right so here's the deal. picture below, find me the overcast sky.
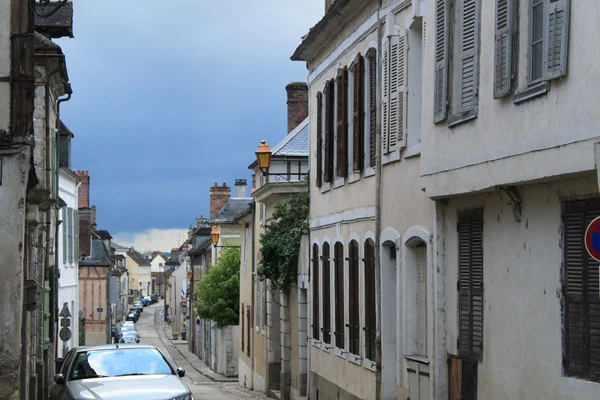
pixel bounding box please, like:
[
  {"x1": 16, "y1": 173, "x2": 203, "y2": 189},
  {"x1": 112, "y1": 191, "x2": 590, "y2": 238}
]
[{"x1": 56, "y1": 1, "x2": 322, "y2": 251}]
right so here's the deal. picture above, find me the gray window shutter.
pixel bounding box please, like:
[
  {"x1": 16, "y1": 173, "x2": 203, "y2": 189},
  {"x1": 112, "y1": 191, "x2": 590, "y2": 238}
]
[
  {"x1": 74, "y1": 210, "x2": 79, "y2": 261},
  {"x1": 388, "y1": 32, "x2": 407, "y2": 153},
  {"x1": 545, "y1": 0, "x2": 570, "y2": 80},
  {"x1": 316, "y1": 92, "x2": 323, "y2": 187},
  {"x1": 382, "y1": 39, "x2": 389, "y2": 154},
  {"x1": 433, "y1": 0, "x2": 449, "y2": 123},
  {"x1": 459, "y1": 0, "x2": 480, "y2": 113},
  {"x1": 494, "y1": 0, "x2": 513, "y2": 98},
  {"x1": 68, "y1": 208, "x2": 73, "y2": 263}
]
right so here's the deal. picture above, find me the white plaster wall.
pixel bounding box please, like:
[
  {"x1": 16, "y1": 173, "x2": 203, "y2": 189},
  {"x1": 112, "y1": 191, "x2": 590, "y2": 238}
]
[
  {"x1": 420, "y1": 0, "x2": 600, "y2": 197},
  {"x1": 443, "y1": 176, "x2": 600, "y2": 399}
]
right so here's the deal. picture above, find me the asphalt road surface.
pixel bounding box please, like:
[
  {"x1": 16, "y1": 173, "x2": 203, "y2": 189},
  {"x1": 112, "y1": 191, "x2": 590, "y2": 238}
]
[{"x1": 134, "y1": 301, "x2": 266, "y2": 400}]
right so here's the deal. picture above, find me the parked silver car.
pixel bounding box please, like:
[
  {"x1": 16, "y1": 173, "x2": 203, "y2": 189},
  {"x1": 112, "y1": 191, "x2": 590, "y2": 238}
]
[{"x1": 50, "y1": 344, "x2": 193, "y2": 400}]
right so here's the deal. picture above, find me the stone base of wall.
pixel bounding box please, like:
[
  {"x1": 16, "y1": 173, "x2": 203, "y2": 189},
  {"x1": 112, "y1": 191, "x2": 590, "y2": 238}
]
[
  {"x1": 267, "y1": 361, "x2": 281, "y2": 393},
  {"x1": 309, "y1": 371, "x2": 362, "y2": 400},
  {"x1": 85, "y1": 332, "x2": 106, "y2": 346}
]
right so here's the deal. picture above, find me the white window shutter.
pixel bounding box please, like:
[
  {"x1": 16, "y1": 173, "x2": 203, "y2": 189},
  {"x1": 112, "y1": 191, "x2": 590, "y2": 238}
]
[
  {"x1": 433, "y1": 0, "x2": 449, "y2": 123},
  {"x1": 545, "y1": 0, "x2": 570, "y2": 80},
  {"x1": 493, "y1": 0, "x2": 512, "y2": 98},
  {"x1": 382, "y1": 38, "x2": 389, "y2": 154},
  {"x1": 459, "y1": 0, "x2": 480, "y2": 112},
  {"x1": 388, "y1": 32, "x2": 407, "y2": 152}
]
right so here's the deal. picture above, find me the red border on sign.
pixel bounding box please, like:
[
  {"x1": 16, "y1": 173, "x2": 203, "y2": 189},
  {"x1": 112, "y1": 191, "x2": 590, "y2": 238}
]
[{"x1": 584, "y1": 216, "x2": 600, "y2": 262}]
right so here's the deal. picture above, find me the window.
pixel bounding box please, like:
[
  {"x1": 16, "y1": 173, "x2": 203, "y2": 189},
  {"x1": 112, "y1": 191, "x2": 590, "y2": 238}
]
[
  {"x1": 382, "y1": 32, "x2": 407, "y2": 153},
  {"x1": 529, "y1": 0, "x2": 570, "y2": 84},
  {"x1": 241, "y1": 302, "x2": 245, "y2": 352},
  {"x1": 324, "y1": 80, "x2": 335, "y2": 183},
  {"x1": 434, "y1": 0, "x2": 481, "y2": 124},
  {"x1": 364, "y1": 239, "x2": 376, "y2": 361},
  {"x1": 494, "y1": 0, "x2": 514, "y2": 97},
  {"x1": 458, "y1": 209, "x2": 484, "y2": 361},
  {"x1": 416, "y1": 245, "x2": 427, "y2": 356},
  {"x1": 322, "y1": 243, "x2": 331, "y2": 344},
  {"x1": 247, "y1": 305, "x2": 251, "y2": 356},
  {"x1": 312, "y1": 244, "x2": 320, "y2": 340},
  {"x1": 563, "y1": 199, "x2": 600, "y2": 382},
  {"x1": 348, "y1": 240, "x2": 360, "y2": 355},
  {"x1": 352, "y1": 54, "x2": 364, "y2": 171},
  {"x1": 334, "y1": 242, "x2": 345, "y2": 349},
  {"x1": 336, "y1": 67, "x2": 348, "y2": 178},
  {"x1": 316, "y1": 92, "x2": 323, "y2": 188},
  {"x1": 366, "y1": 49, "x2": 377, "y2": 168}
]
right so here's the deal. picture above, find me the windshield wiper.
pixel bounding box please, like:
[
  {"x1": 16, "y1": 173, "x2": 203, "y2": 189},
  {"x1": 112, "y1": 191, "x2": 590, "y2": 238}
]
[
  {"x1": 71, "y1": 375, "x2": 108, "y2": 380},
  {"x1": 115, "y1": 373, "x2": 147, "y2": 377}
]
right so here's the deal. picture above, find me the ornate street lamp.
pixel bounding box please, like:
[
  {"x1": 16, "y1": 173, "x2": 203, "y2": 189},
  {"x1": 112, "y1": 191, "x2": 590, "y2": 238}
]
[
  {"x1": 210, "y1": 226, "x2": 240, "y2": 249},
  {"x1": 255, "y1": 140, "x2": 272, "y2": 176}
]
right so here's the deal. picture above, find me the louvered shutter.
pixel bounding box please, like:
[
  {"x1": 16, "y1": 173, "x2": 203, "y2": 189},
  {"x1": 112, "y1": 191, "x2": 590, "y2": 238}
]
[
  {"x1": 316, "y1": 92, "x2": 323, "y2": 187},
  {"x1": 68, "y1": 208, "x2": 73, "y2": 263},
  {"x1": 324, "y1": 80, "x2": 334, "y2": 183},
  {"x1": 381, "y1": 39, "x2": 389, "y2": 154},
  {"x1": 433, "y1": 0, "x2": 449, "y2": 123},
  {"x1": 545, "y1": 0, "x2": 570, "y2": 80},
  {"x1": 459, "y1": 0, "x2": 480, "y2": 113},
  {"x1": 389, "y1": 32, "x2": 407, "y2": 151},
  {"x1": 458, "y1": 209, "x2": 484, "y2": 361},
  {"x1": 336, "y1": 68, "x2": 348, "y2": 177},
  {"x1": 312, "y1": 244, "x2": 320, "y2": 340},
  {"x1": 368, "y1": 53, "x2": 377, "y2": 167},
  {"x1": 494, "y1": 0, "x2": 512, "y2": 98},
  {"x1": 563, "y1": 199, "x2": 600, "y2": 380},
  {"x1": 74, "y1": 209, "x2": 79, "y2": 261},
  {"x1": 62, "y1": 208, "x2": 67, "y2": 263},
  {"x1": 352, "y1": 54, "x2": 364, "y2": 171},
  {"x1": 322, "y1": 243, "x2": 331, "y2": 344}
]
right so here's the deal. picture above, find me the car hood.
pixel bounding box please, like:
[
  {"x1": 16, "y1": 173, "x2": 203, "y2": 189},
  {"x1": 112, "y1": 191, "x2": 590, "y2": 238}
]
[{"x1": 67, "y1": 374, "x2": 189, "y2": 400}]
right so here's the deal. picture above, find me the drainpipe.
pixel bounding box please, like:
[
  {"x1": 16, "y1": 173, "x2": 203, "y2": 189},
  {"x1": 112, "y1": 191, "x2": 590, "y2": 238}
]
[
  {"x1": 53, "y1": 85, "x2": 71, "y2": 364},
  {"x1": 250, "y1": 199, "x2": 256, "y2": 388},
  {"x1": 374, "y1": 0, "x2": 383, "y2": 399}
]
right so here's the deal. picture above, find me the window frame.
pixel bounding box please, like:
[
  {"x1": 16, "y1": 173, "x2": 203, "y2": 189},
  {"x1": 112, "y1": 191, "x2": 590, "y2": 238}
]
[{"x1": 529, "y1": 0, "x2": 545, "y2": 84}]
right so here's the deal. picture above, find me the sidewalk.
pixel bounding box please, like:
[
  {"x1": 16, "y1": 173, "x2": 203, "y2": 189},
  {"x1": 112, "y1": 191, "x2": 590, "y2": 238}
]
[{"x1": 159, "y1": 316, "x2": 238, "y2": 383}]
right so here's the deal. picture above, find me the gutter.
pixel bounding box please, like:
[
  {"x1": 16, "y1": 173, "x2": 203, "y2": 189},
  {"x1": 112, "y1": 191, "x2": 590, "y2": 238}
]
[{"x1": 374, "y1": 1, "x2": 383, "y2": 399}]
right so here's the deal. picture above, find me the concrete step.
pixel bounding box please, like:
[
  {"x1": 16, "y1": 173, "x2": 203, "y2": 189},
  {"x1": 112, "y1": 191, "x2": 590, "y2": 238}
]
[{"x1": 269, "y1": 389, "x2": 281, "y2": 399}]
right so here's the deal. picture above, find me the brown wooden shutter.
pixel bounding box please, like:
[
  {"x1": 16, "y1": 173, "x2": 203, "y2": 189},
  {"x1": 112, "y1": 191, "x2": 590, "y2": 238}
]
[
  {"x1": 368, "y1": 52, "x2": 377, "y2": 168},
  {"x1": 348, "y1": 240, "x2": 360, "y2": 355},
  {"x1": 312, "y1": 244, "x2": 320, "y2": 341},
  {"x1": 458, "y1": 209, "x2": 484, "y2": 361},
  {"x1": 322, "y1": 243, "x2": 331, "y2": 344},
  {"x1": 324, "y1": 81, "x2": 334, "y2": 183},
  {"x1": 364, "y1": 239, "x2": 376, "y2": 361},
  {"x1": 316, "y1": 92, "x2": 323, "y2": 187},
  {"x1": 336, "y1": 68, "x2": 348, "y2": 177},
  {"x1": 563, "y1": 199, "x2": 600, "y2": 380},
  {"x1": 352, "y1": 54, "x2": 364, "y2": 171},
  {"x1": 246, "y1": 306, "x2": 251, "y2": 356},
  {"x1": 334, "y1": 242, "x2": 345, "y2": 349}
]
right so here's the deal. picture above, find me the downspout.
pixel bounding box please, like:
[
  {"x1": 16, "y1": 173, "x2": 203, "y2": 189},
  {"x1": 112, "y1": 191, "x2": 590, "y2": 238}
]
[
  {"x1": 53, "y1": 85, "x2": 71, "y2": 364},
  {"x1": 374, "y1": 1, "x2": 383, "y2": 399},
  {"x1": 250, "y1": 200, "x2": 256, "y2": 388}
]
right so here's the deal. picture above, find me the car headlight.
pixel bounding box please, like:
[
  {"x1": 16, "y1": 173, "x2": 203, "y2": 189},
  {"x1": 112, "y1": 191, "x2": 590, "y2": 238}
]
[{"x1": 171, "y1": 395, "x2": 193, "y2": 400}]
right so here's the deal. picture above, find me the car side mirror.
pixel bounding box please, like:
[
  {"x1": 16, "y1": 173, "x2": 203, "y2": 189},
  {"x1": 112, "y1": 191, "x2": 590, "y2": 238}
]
[
  {"x1": 55, "y1": 358, "x2": 64, "y2": 372},
  {"x1": 176, "y1": 368, "x2": 185, "y2": 377},
  {"x1": 54, "y1": 374, "x2": 66, "y2": 384}
]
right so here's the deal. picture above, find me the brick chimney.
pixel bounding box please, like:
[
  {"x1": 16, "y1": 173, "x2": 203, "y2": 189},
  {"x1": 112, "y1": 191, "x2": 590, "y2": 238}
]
[
  {"x1": 286, "y1": 82, "x2": 308, "y2": 134},
  {"x1": 78, "y1": 208, "x2": 92, "y2": 258},
  {"x1": 76, "y1": 170, "x2": 90, "y2": 208},
  {"x1": 210, "y1": 182, "x2": 231, "y2": 219},
  {"x1": 234, "y1": 179, "x2": 247, "y2": 198}
]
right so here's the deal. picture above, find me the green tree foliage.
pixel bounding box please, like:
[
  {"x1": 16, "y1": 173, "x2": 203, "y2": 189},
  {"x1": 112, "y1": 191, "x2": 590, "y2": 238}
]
[
  {"x1": 257, "y1": 192, "x2": 309, "y2": 292},
  {"x1": 193, "y1": 245, "x2": 240, "y2": 328}
]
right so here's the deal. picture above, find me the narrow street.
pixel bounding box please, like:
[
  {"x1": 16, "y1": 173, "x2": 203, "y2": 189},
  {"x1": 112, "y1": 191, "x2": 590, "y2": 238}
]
[{"x1": 135, "y1": 301, "x2": 266, "y2": 400}]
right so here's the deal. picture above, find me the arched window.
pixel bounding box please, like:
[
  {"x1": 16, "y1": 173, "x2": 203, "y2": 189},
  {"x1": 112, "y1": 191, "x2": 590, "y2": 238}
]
[
  {"x1": 322, "y1": 243, "x2": 331, "y2": 344},
  {"x1": 312, "y1": 243, "x2": 320, "y2": 340},
  {"x1": 348, "y1": 240, "x2": 360, "y2": 355},
  {"x1": 334, "y1": 242, "x2": 345, "y2": 349},
  {"x1": 364, "y1": 238, "x2": 376, "y2": 361}
]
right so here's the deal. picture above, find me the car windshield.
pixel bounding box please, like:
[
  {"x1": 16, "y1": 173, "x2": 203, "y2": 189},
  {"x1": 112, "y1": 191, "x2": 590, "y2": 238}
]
[
  {"x1": 69, "y1": 348, "x2": 173, "y2": 380},
  {"x1": 121, "y1": 327, "x2": 135, "y2": 332}
]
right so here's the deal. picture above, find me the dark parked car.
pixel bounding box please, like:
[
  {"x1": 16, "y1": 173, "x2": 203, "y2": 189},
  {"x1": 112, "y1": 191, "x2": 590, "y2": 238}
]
[
  {"x1": 125, "y1": 313, "x2": 137, "y2": 322},
  {"x1": 150, "y1": 294, "x2": 158, "y2": 303},
  {"x1": 129, "y1": 308, "x2": 141, "y2": 318},
  {"x1": 50, "y1": 344, "x2": 192, "y2": 400},
  {"x1": 140, "y1": 297, "x2": 150, "y2": 306}
]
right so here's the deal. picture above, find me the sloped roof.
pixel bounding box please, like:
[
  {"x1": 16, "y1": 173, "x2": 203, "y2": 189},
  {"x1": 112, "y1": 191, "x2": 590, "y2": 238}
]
[
  {"x1": 33, "y1": 32, "x2": 62, "y2": 51},
  {"x1": 34, "y1": 1, "x2": 74, "y2": 38},
  {"x1": 271, "y1": 118, "x2": 309, "y2": 157},
  {"x1": 79, "y1": 239, "x2": 111, "y2": 267},
  {"x1": 95, "y1": 230, "x2": 113, "y2": 240},
  {"x1": 111, "y1": 242, "x2": 129, "y2": 251},
  {"x1": 188, "y1": 236, "x2": 212, "y2": 256},
  {"x1": 211, "y1": 198, "x2": 253, "y2": 224},
  {"x1": 127, "y1": 249, "x2": 151, "y2": 266}
]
